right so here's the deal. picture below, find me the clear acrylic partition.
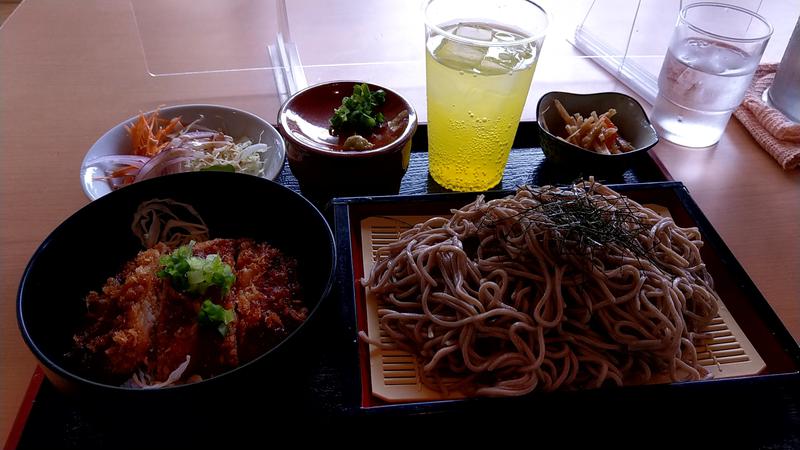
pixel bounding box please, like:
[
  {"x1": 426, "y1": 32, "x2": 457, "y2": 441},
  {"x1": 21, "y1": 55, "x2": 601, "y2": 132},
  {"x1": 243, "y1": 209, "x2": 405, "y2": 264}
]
[
  {"x1": 573, "y1": 0, "x2": 797, "y2": 105},
  {"x1": 277, "y1": 0, "x2": 626, "y2": 121},
  {"x1": 130, "y1": 0, "x2": 612, "y2": 121},
  {"x1": 132, "y1": 0, "x2": 280, "y2": 75},
  {"x1": 130, "y1": 0, "x2": 303, "y2": 104},
  {"x1": 131, "y1": 0, "x2": 422, "y2": 102},
  {"x1": 130, "y1": 0, "x2": 798, "y2": 120}
]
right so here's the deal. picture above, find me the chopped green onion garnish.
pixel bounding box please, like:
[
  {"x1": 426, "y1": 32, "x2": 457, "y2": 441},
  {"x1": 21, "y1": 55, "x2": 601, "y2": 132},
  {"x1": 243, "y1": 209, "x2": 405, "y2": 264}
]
[
  {"x1": 330, "y1": 83, "x2": 386, "y2": 135},
  {"x1": 158, "y1": 242, "x2": 235, "y2": 296},
  {"x1": 198, "y1": 299, "x2": 235, "y2": 336}
]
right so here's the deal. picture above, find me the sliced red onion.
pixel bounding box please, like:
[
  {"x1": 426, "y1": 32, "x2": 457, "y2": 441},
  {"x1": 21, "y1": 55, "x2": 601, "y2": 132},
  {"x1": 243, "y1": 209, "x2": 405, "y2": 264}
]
[
  {"x1": 135, "y1": 157, "x2": 194, "y2": 182},
  {"x1": 195, "y1": 140, "x2": 233, "y2": 146},
  {"x1": 124, "y1": 355, "x2": 191, "y2": 389},
  {"x1": 179, "y1": 131, "x2": 217, "y2": 140},
  {"x1": 84, "y1": 154, "x2": 150, "y2": 168},
  {"x1": 134, "y1": 148, "x2": 197, "y2": 183},
  {"x1": 187, "y1": 141, "x2": 219, "y2": 151},
  {"x1": 184, "y1": 121, "x2": 215, "y2": 133},
  {"x1": 110, "y1": 176, "x2": 134, "y2": 189},
  {"x1": 165, "y1": 137, "x2": 184, "y2": 150}
]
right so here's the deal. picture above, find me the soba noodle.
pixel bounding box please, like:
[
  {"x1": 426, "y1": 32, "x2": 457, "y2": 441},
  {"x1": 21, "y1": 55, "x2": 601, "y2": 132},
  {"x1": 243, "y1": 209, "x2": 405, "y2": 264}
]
[
  {"x1": 362, "y1": 181, "x2": 720, "y2": 397},
  {"x1": 131, "y1": 198, "x2": 209, "y2": 248}
]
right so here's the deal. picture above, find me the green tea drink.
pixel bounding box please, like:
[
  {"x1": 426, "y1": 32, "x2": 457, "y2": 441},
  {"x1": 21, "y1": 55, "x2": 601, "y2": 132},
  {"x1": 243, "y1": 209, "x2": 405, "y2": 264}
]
[{"x1": 426, "y1": 22, "x2": 541, "y2": 191}]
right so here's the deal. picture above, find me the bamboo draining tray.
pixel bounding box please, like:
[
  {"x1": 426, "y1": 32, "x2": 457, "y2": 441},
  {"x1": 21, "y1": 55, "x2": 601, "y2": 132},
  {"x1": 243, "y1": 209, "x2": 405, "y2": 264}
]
[{"x1": 360, "y1": 214, "x2": 765, "y2": 403}]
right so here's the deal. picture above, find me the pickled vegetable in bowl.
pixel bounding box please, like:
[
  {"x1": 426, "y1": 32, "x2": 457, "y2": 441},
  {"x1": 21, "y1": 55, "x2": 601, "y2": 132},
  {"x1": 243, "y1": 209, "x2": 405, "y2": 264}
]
[
  {"x1": 277, "y1": 81, "x2": 418, "y2": 200},
  {"x1": 283, "y1": 82, "x2": 411, "y2": 153},
  {"x1": 328, "y1": 83, "x2": 410, "y2": 151},
  {"x1": 536, "y1": 91, "x2": 659, "y2": 169}
]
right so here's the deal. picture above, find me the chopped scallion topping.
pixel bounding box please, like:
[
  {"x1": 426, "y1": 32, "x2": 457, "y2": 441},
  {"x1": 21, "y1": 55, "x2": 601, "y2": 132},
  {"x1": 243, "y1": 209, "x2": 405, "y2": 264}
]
[
  {"x1": 158, "y1": 242, "x2": 235, "y2": 296},
  {"x1": 329, "y1": 83, "x2": 386, "y2": 135},
  {"x1": 198, "y1": 299, "x2": 235, "y2": 336}
]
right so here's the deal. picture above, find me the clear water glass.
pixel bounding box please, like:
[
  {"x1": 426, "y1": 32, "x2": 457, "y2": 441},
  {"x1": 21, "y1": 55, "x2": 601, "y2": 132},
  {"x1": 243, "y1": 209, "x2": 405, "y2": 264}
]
[{"x1": 651, "y1": 2, "x2": 772, "y2": 148}]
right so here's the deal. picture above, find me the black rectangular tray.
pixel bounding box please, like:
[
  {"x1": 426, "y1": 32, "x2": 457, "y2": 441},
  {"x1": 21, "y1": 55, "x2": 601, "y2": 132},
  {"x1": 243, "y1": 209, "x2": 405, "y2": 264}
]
[
  {"x1": 11, "y1": 123, "x2": 798, "y2": 449},
  {"x1": 275, "y1": 121, "x2": 668, "y2": 200},
  {"x1": 331, "y1": 181, "x2": 800, "y2": 443}
]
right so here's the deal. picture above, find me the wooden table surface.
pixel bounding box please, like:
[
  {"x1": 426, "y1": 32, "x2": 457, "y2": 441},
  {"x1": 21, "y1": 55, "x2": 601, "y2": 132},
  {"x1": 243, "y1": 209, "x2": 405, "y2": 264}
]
[{"x1": 1, "y1": 0, "x2": 798, "y2": 444}]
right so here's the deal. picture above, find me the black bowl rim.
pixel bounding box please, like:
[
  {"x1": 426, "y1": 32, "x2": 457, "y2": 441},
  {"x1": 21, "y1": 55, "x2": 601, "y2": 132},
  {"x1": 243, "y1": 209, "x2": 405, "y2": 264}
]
[
  {"x1": 536, "y1": 90, "x2": 659, "y2": 157},
  {"x1": 277, "y1": 80, "x2": 418, "y2": 159},
  {"x1": 17, "y1": 171, "x2": 337, "y2": 393}
]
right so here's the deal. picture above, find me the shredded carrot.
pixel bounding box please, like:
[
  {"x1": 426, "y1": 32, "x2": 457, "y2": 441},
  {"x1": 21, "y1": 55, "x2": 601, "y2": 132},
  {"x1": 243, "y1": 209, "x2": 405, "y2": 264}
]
[{"x1": 125, "y1": 109, "x2": 184, "y2": 157}]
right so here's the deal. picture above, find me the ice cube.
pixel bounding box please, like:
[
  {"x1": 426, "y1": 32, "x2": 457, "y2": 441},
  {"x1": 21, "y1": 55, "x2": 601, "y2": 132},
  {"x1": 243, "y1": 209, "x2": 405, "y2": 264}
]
[
  {"x1": 453, "y1": 23, "x2": 494, "y2": 42},
  {"x1": 434, "y1": 40, "x2": 487, "y2": 71},
  {"x1": 493, "y1": 31, "x2": 517, "y2": 43},
  {"x1": 674, "y1": 66, "x2": 700, "y2": 98},
  {"x1": 478, "y1": 56, "x2": 514, "y2": 75},
  {"x1": 433, "y1": 23, "x2": 493, "y2": 71},
  {"x1": 478, "y1": 44, "x2": 534, "y2": 75}
]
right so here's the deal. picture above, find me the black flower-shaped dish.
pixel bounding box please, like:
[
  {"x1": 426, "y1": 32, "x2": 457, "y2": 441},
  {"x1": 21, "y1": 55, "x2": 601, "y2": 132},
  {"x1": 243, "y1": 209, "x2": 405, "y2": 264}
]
[{"x1": 537, "y1": 91, "x2": 658, "y2": 169}]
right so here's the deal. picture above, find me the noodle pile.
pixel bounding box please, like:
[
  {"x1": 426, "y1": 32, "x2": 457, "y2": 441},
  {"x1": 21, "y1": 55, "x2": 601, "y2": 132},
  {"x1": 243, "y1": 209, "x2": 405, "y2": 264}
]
[{"x1": 362, "y1": 181, "x2": 720, "y2": 397}]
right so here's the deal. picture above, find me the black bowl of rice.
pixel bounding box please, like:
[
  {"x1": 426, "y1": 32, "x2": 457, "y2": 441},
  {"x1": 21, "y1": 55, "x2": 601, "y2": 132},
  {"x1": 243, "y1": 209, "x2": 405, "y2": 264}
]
[{"x1": 17, "y1": 171, "x2": 335, "y2": 400}]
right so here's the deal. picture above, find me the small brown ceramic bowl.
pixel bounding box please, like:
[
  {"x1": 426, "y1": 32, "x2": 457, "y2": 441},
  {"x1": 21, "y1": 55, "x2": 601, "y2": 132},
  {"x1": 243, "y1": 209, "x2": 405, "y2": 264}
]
[
  {"x1": 537, "y1": 91, "x2": 658, "y2": 169},
  {"x1": 277, "y1": 81, "x2": 417, "y2": 199}
]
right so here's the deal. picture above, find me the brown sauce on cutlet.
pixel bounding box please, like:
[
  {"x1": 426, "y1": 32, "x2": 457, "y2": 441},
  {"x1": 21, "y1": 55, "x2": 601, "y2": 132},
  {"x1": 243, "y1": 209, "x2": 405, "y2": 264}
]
[{"x1": 71, "y1": 238, "x2": 306, "y2": 386}]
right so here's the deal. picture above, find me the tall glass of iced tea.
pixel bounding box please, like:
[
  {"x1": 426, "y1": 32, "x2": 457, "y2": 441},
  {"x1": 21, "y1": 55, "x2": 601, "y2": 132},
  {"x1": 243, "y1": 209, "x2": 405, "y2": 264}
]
[{"x1": 423, "y1": 0, "x2": 548, "y2": 191}]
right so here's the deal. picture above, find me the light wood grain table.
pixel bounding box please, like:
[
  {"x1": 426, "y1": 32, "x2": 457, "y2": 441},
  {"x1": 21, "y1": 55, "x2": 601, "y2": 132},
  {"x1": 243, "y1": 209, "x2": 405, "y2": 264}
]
[{"x1": 1, "y1": 0, "x2": 798, "y2": 444}]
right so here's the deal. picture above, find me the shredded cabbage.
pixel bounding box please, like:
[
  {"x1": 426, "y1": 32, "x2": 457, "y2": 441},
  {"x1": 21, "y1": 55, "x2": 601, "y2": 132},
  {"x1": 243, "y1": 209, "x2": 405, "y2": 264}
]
[{"x1": 184, "y1": 139, "x2": 269, "y2": 176}]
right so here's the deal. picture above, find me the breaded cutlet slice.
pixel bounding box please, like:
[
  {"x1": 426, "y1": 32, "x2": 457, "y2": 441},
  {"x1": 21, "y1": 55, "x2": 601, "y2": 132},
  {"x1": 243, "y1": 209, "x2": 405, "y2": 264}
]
[
  {"x1": 152, "y1": 239, "x2": 240, "y2": 381},
  {"x1": 233, "y1": 239, "x2": 308, "y2": 362},
  {"x1": 73, "y1": 243, "x2": 170, "y2": 378}
]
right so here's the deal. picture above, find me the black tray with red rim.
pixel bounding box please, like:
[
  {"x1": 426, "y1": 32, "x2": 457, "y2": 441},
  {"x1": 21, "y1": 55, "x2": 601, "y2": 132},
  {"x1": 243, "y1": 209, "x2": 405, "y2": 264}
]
[{"x1": 9, "y1": 122, "x2": 799, "y2": 449}]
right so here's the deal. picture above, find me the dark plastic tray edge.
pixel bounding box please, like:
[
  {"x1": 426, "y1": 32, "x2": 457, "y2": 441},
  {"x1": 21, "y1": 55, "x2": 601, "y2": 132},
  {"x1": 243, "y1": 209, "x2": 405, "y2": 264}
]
[{"x1": 331, "y1": 181, "x2": 800, "y2": 416}]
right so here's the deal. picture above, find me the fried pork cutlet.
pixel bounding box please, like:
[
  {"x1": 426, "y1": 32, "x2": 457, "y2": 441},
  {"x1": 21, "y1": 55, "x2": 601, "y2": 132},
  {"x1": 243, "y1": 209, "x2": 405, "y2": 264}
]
[
  {"x1": 73, "y1": 243, "x2": 169, "y2": 378},
  {"x1": 234, "y1": 240, "x2": 307, "y2": 362},
  {"x1": 72, "y1": 238, "x2": 306, "y2": 386},
  {"x1": 152, "y1": 239, "x2": 240, "y2": 381}
]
